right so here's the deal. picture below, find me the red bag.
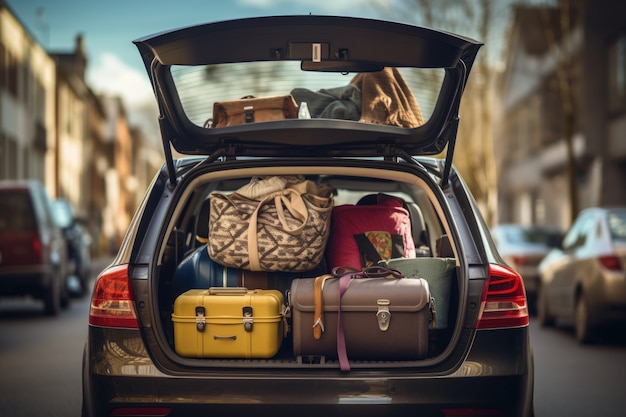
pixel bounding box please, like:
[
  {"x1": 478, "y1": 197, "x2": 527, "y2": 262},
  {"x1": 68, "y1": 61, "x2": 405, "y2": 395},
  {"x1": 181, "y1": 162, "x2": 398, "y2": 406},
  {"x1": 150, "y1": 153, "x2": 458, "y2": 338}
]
[{"x1": 325, "y1": 195, "x2": 416, "y2": 270}]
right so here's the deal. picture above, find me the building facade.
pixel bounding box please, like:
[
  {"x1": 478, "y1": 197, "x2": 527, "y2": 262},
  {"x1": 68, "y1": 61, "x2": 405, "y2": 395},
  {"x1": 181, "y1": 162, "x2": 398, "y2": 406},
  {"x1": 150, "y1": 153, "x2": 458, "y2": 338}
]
[
  {"x1": 496, "y1": 0, "x2": 626, "y2": 230},
  {"x1": 0, "y1": 3, "x2": 55, "y2": 184},
  {"x1": 0, "y1": 0, "x2": 160, "y2": 256}
]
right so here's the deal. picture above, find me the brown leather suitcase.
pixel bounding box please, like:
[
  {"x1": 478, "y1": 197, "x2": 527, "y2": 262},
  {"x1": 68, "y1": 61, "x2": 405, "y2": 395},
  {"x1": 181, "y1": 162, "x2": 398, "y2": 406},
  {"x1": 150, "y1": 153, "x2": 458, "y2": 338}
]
[
  {"x1": 212, "y1": 95, "x2": 298, "y2": 127},
  {"x1": 290, "y1": 273, "x2": 432, "y2": 369}
]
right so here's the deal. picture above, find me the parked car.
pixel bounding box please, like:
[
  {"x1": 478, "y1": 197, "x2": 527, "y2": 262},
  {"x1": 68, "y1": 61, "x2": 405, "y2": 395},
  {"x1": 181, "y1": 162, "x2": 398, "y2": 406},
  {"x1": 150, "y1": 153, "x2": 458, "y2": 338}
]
[
  {"x1": 0, "y1": 180, "x2": 69, "y2": 314},
  {"x1": 51, "y1": 198, "x2": 93, "y2": 296},
  {"x1": 82, "y1": 16, "x2": 534, "y2": 417},
  {"x1": 491, "y1": 223, "x2": 563, "y2": 313},
  {"x1": 538, "y1": 207, "x2": 626, "y2": 343}
]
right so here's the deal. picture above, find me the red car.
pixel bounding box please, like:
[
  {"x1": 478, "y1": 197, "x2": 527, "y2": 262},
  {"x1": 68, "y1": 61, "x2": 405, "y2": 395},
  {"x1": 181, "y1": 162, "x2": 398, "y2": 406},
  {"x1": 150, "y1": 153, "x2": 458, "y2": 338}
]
[{"x1": 0, "y1": 180, "x2": 69, "y2": 314}]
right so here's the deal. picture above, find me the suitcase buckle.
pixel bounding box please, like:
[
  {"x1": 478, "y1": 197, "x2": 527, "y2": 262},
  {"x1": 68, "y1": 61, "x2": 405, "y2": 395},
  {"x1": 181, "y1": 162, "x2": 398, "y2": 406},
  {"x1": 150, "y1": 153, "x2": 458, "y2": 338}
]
[
  {"x1": 243, "y1": 306, "x2": 253, "y2": 332},
  {"x1": 376, "y1": 299, "x2": 391, "y2": 331},
  {"x1": 195, "y1": 306, "x2": 206, "y2": 332}
]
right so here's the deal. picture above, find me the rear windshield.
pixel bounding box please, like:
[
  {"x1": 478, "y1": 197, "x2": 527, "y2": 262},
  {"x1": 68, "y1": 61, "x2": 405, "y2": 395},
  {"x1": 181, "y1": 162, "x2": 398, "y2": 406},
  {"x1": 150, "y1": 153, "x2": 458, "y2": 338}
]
[
  {"x1": 500, "y1": 226, "x2": 562, "y2": 246},
  {"x1": 608, "y1": 209, "x2": 626, "y2": 241},
  {"x1": 171, "y1": 62, "x2": 445, "y2": 129},
  {"x1": 0, "y1": 190, "x2": 37, "y2": 232}
]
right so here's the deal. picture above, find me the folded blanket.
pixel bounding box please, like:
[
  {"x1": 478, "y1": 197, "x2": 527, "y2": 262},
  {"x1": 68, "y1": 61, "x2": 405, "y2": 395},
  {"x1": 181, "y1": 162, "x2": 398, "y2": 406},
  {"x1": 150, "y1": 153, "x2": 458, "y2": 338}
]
[{"x1": 350, "y1": 67, "x2": 424, "y2": 128}]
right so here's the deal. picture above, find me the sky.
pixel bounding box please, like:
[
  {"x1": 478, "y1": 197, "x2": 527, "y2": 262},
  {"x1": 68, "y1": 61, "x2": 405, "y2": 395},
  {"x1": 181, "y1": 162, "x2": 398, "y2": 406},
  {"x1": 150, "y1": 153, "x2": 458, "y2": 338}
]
[
  {"x1": 6, "y1": 0, "x2": 515, "y2": 143},
  {"x1": 7, "y1": 0, "x2": 395, "y2": 112}
]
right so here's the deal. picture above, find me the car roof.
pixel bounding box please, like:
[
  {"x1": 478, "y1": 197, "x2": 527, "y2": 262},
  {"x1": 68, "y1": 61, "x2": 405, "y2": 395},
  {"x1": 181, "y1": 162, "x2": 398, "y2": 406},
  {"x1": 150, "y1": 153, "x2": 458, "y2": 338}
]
[{"x1": 134, "y1": 15, "x2": 482, "y2": 179}]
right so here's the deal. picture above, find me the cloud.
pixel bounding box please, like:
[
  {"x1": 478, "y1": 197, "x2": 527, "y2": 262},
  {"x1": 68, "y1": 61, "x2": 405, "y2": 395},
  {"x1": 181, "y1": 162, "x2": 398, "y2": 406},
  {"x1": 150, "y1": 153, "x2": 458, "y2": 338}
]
[{"x1": 87, "y1": 53, "x2": 155, "y2": 108}]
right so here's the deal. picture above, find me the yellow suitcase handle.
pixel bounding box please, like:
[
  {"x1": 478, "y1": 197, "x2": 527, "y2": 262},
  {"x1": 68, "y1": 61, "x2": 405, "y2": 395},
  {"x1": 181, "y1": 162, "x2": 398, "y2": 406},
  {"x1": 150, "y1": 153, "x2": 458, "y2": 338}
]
[{"x1": 208, "y1": 287, "x2": 251, "y2": 295}]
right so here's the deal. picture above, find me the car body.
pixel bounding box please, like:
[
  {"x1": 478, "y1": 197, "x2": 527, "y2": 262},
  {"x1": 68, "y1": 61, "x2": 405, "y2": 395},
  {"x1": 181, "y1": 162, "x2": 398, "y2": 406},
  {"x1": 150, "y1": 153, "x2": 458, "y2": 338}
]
[
  {"x1": 0, "y1": 180, "x2": 69, "y2": 314},
  {"x1": 52, "y1": 198, "x2": 93, "y2": 296},
  {"x1": 491, "y1": 224, "x2": 563, "y2": 312},
  {"x1": 82, "y1": 16, "x2": 534, "y2": 417},
  {"x1": 537, "y1": 207, "x2": 626, "y2": 343}
]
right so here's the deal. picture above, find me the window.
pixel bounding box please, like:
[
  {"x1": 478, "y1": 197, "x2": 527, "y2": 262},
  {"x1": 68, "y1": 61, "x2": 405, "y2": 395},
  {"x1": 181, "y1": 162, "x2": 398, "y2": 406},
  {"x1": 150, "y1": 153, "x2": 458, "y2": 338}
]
[
  {"x1": 7, "y1": 50, "x2": 18, "y2": 97},
  {"x1": 608, "y1": 209, "x2": 626, "y2": 241},
  {"x1": 608, "y1": 32, "x2": 626, "y2": 113},
  {"x1": 0, "y1": 42, "x2": 5, "y2": 90}
]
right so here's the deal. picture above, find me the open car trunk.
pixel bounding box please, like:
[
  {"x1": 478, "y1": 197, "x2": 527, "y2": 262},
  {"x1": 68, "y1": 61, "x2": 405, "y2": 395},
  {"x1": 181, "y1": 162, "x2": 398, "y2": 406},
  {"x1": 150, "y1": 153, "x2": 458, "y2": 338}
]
[
  {"x1": 152, "y1": 159, "x2": 465, "y2": 369},
  {"x1": 131, "y1": 15, "x2": 482, "y2": 371}
]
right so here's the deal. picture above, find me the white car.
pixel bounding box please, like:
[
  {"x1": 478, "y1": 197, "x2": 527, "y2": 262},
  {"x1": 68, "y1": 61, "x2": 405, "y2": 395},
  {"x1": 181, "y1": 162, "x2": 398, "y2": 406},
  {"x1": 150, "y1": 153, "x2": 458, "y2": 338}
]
[{"x1": 538, "y1": 207, "x2": 626, "y2": 343}]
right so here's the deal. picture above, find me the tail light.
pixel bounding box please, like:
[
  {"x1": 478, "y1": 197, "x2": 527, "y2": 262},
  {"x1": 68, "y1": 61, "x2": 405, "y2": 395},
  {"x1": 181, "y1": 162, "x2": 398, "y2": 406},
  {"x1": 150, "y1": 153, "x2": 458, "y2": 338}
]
[
  {"x1": 89, "y1": 264, "x2": 139, "y2": 329},
  {"x1": 477, "y1": 264, "x2": 529, "y2": 329},
  {"x1": 31, "y1": 235, "x2": 42, "y2": 256},
  {"x1": 599, "y1": 255, "x2": 623, "y2": 271}
]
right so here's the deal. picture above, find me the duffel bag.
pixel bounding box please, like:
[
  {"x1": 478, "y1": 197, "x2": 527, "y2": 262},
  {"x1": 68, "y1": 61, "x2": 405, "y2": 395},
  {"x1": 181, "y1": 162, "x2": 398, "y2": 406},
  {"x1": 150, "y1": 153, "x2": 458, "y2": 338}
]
[
  {"x1": 325, "y1": 194, "x2": 416, "y2": 270},
  {"x1": 387, "y1": 257, "x2": 456, "y2": 329},
  {"x1": 208, "y1": 176, "x2": 334, "y2": 272}
]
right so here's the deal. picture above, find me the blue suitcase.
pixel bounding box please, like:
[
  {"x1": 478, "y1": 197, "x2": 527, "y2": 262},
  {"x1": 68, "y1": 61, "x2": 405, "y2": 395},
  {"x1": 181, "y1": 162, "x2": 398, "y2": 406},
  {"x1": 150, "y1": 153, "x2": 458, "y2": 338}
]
[
  {"x1": 172, "y1": 245, "x2": 240, "y2": 298},
  {"x1": 173, "y1": 244, "x2": 273, "y2": 299}
]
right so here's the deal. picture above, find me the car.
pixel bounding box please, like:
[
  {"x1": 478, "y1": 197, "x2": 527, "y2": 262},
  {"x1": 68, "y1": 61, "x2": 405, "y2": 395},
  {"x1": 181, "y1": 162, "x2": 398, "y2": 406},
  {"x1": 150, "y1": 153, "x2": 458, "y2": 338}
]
[
  {"x1": 537, "y1": 207, "x2": 626, "y2": 343},
  {"x1": 82, "y1": 16, "x2": 534, "y2": 417},
  {"x1": 0, "y1": 180, "x2": 69, "y2": 314},
  {"x1": 491, "y1": 223, "x2": 563, "y2": 313},
  {"x1": 51, "y1": 198, "x2": 93, "y2": 296}
]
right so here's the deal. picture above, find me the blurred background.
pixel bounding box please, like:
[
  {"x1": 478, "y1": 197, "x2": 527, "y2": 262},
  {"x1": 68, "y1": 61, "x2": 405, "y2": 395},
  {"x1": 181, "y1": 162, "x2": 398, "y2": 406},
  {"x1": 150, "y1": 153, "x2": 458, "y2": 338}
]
[
  {"x1": 2, "y1": 2, "x2": 626, "y2": 416},
  {"x1": 1, "y1": 0, "x2": 625, "y2": 257}
]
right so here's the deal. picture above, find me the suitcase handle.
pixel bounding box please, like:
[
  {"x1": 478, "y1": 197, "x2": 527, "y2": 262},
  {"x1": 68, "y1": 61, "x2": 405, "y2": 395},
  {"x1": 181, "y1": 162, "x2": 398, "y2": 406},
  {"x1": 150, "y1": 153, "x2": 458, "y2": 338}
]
[
  {"x1": 213, "y1": 335, "x2": 237, "y2": 340},
  {"x1": 208, "y1": 287, "x2": 250, "y2": 295}
]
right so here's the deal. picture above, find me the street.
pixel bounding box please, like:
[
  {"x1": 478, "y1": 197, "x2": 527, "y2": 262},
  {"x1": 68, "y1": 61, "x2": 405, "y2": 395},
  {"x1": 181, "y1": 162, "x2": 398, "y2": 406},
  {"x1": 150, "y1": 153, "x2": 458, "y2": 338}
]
[
  {"x1": 1, "y1": 269, "x2": 626, "y2": 417},
  {"x1": 0, "y1": 292, "x2": 88, "y2": 416},
  {"x1": 532, "y1": 319, "x2": 626, "y2": 416}
]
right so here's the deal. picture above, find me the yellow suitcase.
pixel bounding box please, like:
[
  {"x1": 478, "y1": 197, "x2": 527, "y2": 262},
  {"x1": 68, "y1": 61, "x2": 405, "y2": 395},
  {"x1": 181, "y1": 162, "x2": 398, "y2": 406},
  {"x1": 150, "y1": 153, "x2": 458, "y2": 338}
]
[{"x1": 172, "y1": 287, "x2": 285, "y2": 358}]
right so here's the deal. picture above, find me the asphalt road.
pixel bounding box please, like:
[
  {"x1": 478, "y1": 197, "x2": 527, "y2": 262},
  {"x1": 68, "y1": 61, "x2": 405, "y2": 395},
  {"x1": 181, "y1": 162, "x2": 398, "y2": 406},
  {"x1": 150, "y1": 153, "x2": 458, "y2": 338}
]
[
  {"x1": 1, "y1": 265, "x2": 625, "y2": 416},
  {"x1": 0, "y1": 296, "x2": 87, "y2": 416},
  {"x1": 531, "y1": 318, "x2": 626, "y2": 416}
]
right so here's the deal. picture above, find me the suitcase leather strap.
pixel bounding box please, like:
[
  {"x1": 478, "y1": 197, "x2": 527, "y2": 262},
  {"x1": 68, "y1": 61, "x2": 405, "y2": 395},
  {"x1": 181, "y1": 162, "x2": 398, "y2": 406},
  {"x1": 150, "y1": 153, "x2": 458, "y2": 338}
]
[
  {"x1": 328, "y1": 266, "x2": 404, "y2": 371},
  {"x1": 337, "y1": 272, "x2": 354, "y2": 371},
  {"x1": 312, "y1": 266, "x2": 366, "y2": 340},
  {"x1": 313, "y1": 274, "x2": 334, "y2": 340}
]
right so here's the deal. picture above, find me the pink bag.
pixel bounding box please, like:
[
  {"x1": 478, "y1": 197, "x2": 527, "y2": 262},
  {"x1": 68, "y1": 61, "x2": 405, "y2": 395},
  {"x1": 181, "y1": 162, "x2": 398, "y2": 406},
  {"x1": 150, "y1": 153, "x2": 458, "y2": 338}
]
[{"x1": 325, "y1": 194, "x2": 416, "y2": 270}]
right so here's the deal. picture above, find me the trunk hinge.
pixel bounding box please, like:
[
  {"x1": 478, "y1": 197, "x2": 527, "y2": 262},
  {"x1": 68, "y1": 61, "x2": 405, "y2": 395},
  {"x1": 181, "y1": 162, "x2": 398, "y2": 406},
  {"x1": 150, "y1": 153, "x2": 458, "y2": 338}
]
[
  {"x1": 381, "y1": 143, "x2": 399, "y2": 162},
  {"x1": 158, "y1": 115, "x2": 178, "y2": 188},
  {"x1": 150, "y1": 57, "x2": 178, "y2": 188},
  {"x1": 440, "y1": 116, "x2": 460, "y2": 188}
]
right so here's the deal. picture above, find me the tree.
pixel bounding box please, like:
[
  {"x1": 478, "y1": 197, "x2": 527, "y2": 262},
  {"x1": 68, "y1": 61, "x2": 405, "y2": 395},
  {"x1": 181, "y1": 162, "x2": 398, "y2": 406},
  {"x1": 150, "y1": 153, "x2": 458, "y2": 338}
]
[
  {"x1": 374, "y1": 0, "x2": 511, "y2": 225},
  {"x1": 539, "y1": 0, "x2": 580, "y2": 224}
]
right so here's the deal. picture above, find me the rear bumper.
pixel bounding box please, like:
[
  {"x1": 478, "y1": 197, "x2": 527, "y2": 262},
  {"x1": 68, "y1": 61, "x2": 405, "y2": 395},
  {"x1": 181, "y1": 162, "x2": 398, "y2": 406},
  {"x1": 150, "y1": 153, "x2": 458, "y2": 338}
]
[
  {"x1": 0, "y1": 265, "x2": 51, "y2": 296},
  {"x1": 83, "y1": 327, "x2": 534, "y2": 417}
]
